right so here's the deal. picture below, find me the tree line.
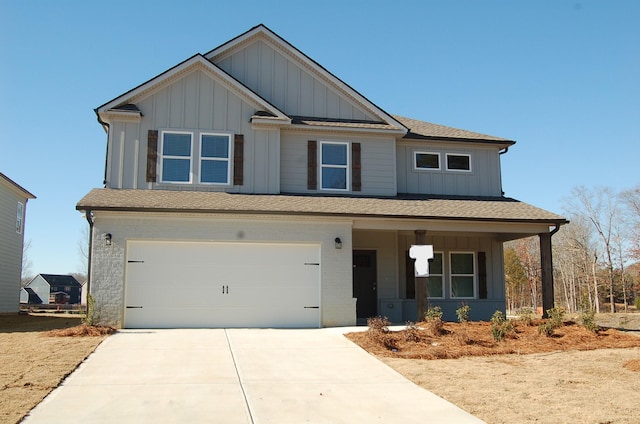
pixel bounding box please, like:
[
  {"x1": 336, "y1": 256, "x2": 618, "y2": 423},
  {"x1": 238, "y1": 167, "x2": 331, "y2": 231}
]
[{"x1": 505, "y1": 185, "x2": 640, "y2": 314}]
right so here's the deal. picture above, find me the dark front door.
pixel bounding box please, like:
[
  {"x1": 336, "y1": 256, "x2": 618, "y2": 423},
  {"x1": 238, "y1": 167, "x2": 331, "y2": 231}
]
[{"x1": 353, "y1": 250, "x2": 377, "y2": 319}]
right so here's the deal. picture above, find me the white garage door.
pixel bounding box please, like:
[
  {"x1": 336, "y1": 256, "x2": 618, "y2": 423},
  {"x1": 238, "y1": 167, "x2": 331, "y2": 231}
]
[{"x1": 124, "y1": 241, "x2": 321, "y2": 328}]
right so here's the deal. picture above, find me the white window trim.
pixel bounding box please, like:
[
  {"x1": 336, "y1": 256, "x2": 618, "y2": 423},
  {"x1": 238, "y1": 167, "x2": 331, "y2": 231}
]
[
  {"x1": 445, "y1": 153, "x2": 472, "y2": 172},
  {"x1": 319, "y1": 141, "x2": 350, "y2": 191},
  {"x1": 427, "y1": 251, "x2": 445, "y2": 299},
  {"x1": 16, "y1": 202, "x2": 24, "y2": 234},
  {"x1": 413, "y1": 151, "x2": 441, "y2": 171},
  {"x1": 449, "y1": 251, "x2": 477, "y2": 299},
  {"x1": 198, "y1": 132, "x2": 233, "y2": 185},
  {"x1": 159, "y1": 130, "x2": 194, "y2": 184}
]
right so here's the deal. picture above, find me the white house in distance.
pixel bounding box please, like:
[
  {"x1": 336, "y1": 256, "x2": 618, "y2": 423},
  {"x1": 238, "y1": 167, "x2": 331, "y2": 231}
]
[
  {"x1": 0, "y1": 172, "x2": 35, "y2": 313},
  {"x1": 77, "y1": 24, "x2": 567, "y2": 329}
]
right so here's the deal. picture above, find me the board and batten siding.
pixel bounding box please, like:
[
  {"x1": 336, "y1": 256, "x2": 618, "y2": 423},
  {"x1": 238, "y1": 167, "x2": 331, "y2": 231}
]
[
  {"x1": 105, "y1": 69, "x2": 280, "y2": 194},
  {"x1": 0, "y1": 184, "x2": 26, "y2": 312},
  {"x1": 280, "y1": 132, "x2": 397, "y2": 196},
  {"x1": 90, "y1": 212, "x2": 355, "y2": 327},
  {"x1": 396, "y1": 141, "x2": 503, "y2": 197},
  {"x1": 215, "y1": 39, "x2": 377, "y2": 121}
]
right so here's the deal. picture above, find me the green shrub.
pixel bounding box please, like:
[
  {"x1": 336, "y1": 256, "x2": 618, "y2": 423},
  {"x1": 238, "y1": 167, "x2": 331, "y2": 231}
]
[
  {"x1": 424, "y1": 306, "x2": 444, "y2": 336},
  {"x1": 580, "y1": 308, "x2": 599, "y2": 333},
  {"x1": 83, "y1": 294, "x2": 96, "y2": 326},
  {"x1": 490, "y1": 311, "x2": 513, "y2": 342},
  {"x1": 538, "y1": 307, "x2": 565, "y2": 337},
  {"x1": 635, "y1": 297, "x2": 640, "y2": 311},
  {"x1": 456, "y1": 304, "x2": 470, "y2": 323},
  {"x1": 517, "y1": 307, "x2": 535, "y2": 326}
]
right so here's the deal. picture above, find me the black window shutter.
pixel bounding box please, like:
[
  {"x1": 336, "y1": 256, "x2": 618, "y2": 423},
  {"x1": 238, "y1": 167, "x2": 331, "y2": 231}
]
[
  {"x1": 146, "y1": 130, "x2": 158, "y2": 182},
  {"x1": 307, "y1": 140, "x2": 317, "y2": 190},
  {"x1": 352, "y1": 142, "x2": 361, "y2": 192},
  {"x1": 478, "y1": 252, "x2": 488, "y2": 299},
  {"x1": 233, "y1": 134, "x2": 244, "y2": 185}
]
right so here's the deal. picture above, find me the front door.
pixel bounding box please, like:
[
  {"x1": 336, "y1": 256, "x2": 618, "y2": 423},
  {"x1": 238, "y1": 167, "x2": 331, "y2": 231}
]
[{"x1": 353, "y1": 250, "x2": 377, "y2": 319}]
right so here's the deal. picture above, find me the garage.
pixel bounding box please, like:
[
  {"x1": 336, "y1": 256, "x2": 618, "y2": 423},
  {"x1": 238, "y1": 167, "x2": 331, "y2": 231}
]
[{"x1": 124, "y1": 241, "x2": 321, "y2": 328}]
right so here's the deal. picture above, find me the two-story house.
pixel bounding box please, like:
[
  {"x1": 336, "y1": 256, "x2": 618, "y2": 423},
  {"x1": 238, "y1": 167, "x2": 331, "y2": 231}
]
[
  {"x1": 0, "y1": 172, "x2": 35, "y2": 313},
  {"x1": 77, "y1": 24, "x2": 566, "y2": 328}
]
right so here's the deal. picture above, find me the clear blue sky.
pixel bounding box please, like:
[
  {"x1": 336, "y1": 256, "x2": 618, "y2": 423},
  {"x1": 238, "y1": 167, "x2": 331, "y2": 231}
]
[{"x1": 1, "y1": 0, "x2": 638, "y2": 276}]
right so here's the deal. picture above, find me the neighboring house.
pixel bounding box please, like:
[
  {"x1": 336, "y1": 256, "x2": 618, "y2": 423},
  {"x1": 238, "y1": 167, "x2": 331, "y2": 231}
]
[
  {"x1": 77, "y1": 24, "x2": 567, "y2": 329},
  {"x1": 22, "y1": 274, "x2": 83, "y2": 305},
  {"x1": 0, "y1": 172, "x2": 35, "y2": 313}
]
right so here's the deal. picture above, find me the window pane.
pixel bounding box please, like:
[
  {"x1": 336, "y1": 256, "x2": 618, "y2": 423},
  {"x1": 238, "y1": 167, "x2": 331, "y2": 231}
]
[
  {"x1": 322, "y1": 167, "x2": 347, "y2": 189},
  {"x1": 201, "y1": 135, "x2": 229, "y2": 158},
  {"x1": 447, "y1": 154, "x2": 470, "y2": 170},
  {"x1": 429, "y1": 253, "x2": 443, "y2": 274},
  {"x1": 427, "y1": 276, "x2": 443, "y2": 297},
  {"x1": 451, "y1": 253, "x2": 474, "y2": 274},
  {"x1": 201, "y1": 160, "x2": 228, "y2": 183},
  {"x1": 322, "y1": 143, "x2": 347, "y2": 165},
  {"x1": 416, "y1": 153, "x2": 439, "y2": 169},
  {"x1": 451, "y1": 276, "x2": 474, "y2": 297},
  {"x1": 162, "y1": 158, "x2": 190, "y2": 182},
  {"x1": 163, "y1": 133, "x2": 192, "y2": 156}
]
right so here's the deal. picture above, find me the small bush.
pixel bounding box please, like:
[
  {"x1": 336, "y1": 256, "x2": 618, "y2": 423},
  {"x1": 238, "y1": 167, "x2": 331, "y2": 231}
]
[
  {"x1": 424, "y1": 306, "x2": 444, "y2": 336},
  {"x1": 456, "y1": 304, "x2": 470, "y2": 323},
  {"x1": 490, "y1": 310, "x2": 513, "y2": 342},
  {"x1": 83, "y1": 294, "x2": 96, "y2": 326},
  {"x1": 367, "y1": 316, "x2": 390, "y2": 334},
  {"x1": 538, "y1": 307, "x2": 565, "y2": 337},
  {"x1": 580, "y1": 309, "x2": 599, "y2": 333},
  {"x1": 517, "y1": 307, "x2": 535, "y2": 326},
  {"x1": 635, "y1": 297, "x2": 640, "y2": 311},
  {"x1": 404, "y1": 322, "x2": 421, "y2": 342}
]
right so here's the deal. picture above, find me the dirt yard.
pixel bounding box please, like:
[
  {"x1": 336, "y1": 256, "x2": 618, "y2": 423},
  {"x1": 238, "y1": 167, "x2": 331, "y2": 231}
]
[
  {"x1": 346, "y1": 314, "x2": 640, "y2": 424},
  {"x1": 0, "y1": 314, "x2": 111, "y2": 424}
]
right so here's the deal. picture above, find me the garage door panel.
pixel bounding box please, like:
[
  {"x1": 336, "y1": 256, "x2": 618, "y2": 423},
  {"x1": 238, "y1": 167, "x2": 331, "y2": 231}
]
[{"x1": 124, "y1": 241, "x2": 320, "y2": 328}]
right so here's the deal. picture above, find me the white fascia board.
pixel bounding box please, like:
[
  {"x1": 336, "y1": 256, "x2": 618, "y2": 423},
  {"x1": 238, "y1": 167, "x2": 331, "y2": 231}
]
[
  {"x1": 96, "y1": 54, "x2": 290, "y2": 124},
  {"x1": 206, "y1": 25, "x2": 407, "y2": 135}
]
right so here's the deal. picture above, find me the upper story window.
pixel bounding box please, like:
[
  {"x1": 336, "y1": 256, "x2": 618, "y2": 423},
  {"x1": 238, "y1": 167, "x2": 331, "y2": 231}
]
[
  {"x1": 16, "y1": 202, "x2": 24, "y2": 234},
  {"x1": 160, "y1": 130, "x2": 232, "y2": 185},
  {"x1": 450, "y1": 252, "x2": 475, "y2": 298},
  {"x1": 414, "y1": 152, "x2": 441, "y2": 170},
  {"x1": 320, "y1": 141, "x2": 349, "y2": 191},
  {"x1": 446, "y1": 153, "x2": 471, "y2": 172},
  {"x1": 200, "y1": 133, "x2": 232, "y2": 184},
  {"x1": 161, "y1": 132, "x2": 192, "y2": 183}
]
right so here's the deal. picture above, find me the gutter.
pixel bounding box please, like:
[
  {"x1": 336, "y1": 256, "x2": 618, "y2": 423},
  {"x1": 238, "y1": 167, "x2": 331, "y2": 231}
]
[{"x1": 95, "y1": 110, "x2": 110, "y2": 187}]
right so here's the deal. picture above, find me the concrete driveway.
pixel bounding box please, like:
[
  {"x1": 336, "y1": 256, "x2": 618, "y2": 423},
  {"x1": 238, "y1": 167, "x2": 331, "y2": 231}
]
[{"x1": 23, "y1": 328, "x2": 483, "y2": 423}]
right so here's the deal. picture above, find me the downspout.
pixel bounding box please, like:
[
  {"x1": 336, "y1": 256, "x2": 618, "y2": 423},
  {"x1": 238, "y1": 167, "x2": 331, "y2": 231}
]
[
  {"x1": 84, "y1": 210, "x2": 94, "y2": 300},
  {"x1": 95, "y1": 109, "x2": 110, "y2": 187},
  {"x1": 550, "y1": 223, "x2": 561, "y2": 237},
  {"x1": 498, "y1": 147, "x2": 509, "y2": 195}
]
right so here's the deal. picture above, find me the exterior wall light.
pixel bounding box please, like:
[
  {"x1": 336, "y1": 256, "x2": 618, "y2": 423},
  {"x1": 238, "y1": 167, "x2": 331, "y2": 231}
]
[
  {"x1": 334, "y1": 237, "x2": 342, "y2": 249},
  {"x1": 104, "y1": 233, "x2": 112, "y2": 246}
]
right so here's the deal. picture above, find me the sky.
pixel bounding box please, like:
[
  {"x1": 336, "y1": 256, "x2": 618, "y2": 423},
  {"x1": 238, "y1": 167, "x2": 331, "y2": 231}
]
[{"x1": 1, "y1": 0, "x2": 638, "y2": 276}]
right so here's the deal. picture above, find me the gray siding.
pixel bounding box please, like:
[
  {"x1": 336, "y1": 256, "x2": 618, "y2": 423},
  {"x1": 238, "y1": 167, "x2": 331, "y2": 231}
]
[
  {"x1": 280, "y1": 132, "x2": 397, "y2": 196},
  {"x1": 396, "y1": 141, "x2": 503, "y2": 197},
  {"x1": 106, "y1": 69, "x2": 280, "y2": 194},
  {"x1": 216, "y1": 39, "x2": 377, "y2": 121},
  {"x1": 0, "y1": 184, "x2": 27, "y2": 312}
]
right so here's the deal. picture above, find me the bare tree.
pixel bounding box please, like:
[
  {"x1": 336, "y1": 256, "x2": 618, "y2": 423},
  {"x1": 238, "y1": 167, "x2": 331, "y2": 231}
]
[{"x1": 21, "y1": 239, "x2": 34, "y2": 287}]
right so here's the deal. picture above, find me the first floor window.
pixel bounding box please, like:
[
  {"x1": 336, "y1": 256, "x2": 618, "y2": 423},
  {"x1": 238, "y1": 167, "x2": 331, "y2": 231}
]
[
  {"x1": 200, "y1": 133, "x2": 231, "y2": 184},
  {"x1": 16, "y1": 202, "x2": 24, "y2": 234},
  {"x1": 320, "y1": 141, "x2": 349, "y2": 190},
  {"x1": 450, "y1": 252, "x2": 475, "y2": 298},
  {"x1": 161, "y1": 132, "x2": 192, "y2": 182},
  {"x1": 427, "y1": 252, "x2": 444, "y2": 298}
]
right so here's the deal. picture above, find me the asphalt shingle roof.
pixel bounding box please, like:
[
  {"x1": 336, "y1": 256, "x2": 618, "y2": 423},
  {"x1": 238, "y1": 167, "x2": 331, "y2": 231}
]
[
  {"x1": 393, "y1": 115, "x2": 515, "y2": 144},
  {"x1": 77, "y1": 189, "x2": 566, "y2": 224}
]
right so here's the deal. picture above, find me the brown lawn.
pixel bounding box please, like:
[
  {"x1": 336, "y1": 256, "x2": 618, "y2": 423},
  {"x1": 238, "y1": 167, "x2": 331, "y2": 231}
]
[
  {"x1": 346, "y1": 314, "x2": 640, "y2": 424},
  {"x1": 0, "y1": 314, "x2": 113, "y2": 424}
]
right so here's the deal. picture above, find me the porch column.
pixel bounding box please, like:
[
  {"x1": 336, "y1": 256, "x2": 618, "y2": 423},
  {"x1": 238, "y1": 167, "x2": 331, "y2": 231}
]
[
  {"x1": 539, "y1": 232, "x2": 554, "y2": 318},
  {"x1": 414, "y1": 230, "x2": 427, "y2": 321}
]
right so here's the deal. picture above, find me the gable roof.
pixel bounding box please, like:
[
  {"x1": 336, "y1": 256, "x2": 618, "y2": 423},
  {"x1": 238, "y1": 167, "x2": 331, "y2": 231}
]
[
  {"x1": 95, "y1": 54, "x2": 290, "y2": 126},
  {"x1": 394, "y1": 115, "x2": 516, "y2": 146},
  {"x1": 36, "y1": 274, "x2": 83, "y2": 288},
  {"x1": 0, "y1": 172, "x2": 36, "y2": 199},
  {"x1": 205, "y1": 24, "x2": 407, "y2": 134},
  {"x1": 77, "y1": 188, "x2": 567, "y2": 225}
]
